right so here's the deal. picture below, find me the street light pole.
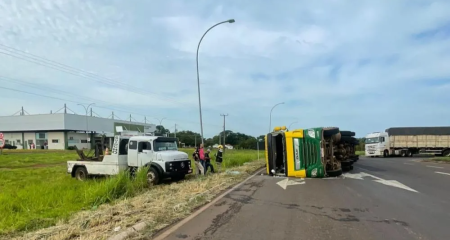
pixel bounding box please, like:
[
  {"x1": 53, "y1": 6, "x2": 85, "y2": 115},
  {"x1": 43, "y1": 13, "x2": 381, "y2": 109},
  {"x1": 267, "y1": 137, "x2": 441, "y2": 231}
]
[
  {"x1": 196, "y1": 19, "x2": 235, "y2": 145},
  {"x1": 78, "y1": 103, "x2": 95, "y2": 148},
  {"x1": 155, "y1": 117, "x2": 166, "y2": 136},
  {"x1": 288, "y1": 121, "x2": 298, "y2": 130},
  {"x1": 269, "y1": 102, "x2": 284, "y2": 132}
]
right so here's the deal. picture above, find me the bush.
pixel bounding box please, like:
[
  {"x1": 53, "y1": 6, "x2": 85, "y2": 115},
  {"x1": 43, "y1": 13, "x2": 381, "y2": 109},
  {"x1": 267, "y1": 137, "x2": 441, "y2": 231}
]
[
  {"x1": 67, "y1": 146, "x2": 76, "y2": 150},
  {"x1": 2, "y1": 144, "x2": 17, "y2": 149}
]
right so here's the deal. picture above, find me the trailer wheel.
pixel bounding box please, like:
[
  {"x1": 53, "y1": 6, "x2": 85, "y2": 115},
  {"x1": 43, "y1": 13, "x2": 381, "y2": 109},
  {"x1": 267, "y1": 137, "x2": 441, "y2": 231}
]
[
  {"x1": 75, "y1": 167, "x2": 88, "y2": 181},
  {"x1": 401, "y1": 151, "x2": 407, "y2": 157},
  {"x1": 147, "y1": 167, "x2": 160, "y2": 186},
  {"x1": 443, "y1": 149, "x2": 450, "y2": 157},
  {"x1": 407, "y1": 150, "x2": 413, "y2": 157}
]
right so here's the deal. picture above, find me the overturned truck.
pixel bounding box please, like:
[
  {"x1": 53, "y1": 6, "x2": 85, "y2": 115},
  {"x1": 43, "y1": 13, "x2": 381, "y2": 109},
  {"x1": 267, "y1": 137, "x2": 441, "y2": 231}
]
[{"x1": 265, "y1": 126, "x2": 359, "y2": 178}]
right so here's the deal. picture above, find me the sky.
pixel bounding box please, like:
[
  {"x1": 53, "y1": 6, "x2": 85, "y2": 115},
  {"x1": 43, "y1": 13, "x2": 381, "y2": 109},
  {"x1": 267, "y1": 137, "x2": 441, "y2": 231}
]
[{"x1": 0, "y1": 0, "x2": 449, "y2": 138}]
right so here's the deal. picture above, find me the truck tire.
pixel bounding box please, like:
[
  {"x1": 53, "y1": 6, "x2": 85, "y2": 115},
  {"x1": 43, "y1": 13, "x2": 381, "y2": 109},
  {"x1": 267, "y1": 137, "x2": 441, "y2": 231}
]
[
  {"x1": 327, "y1": 169, "x2": 343, "y2": 177},
  {"x1": 407, "y1": 150, "x2": 413, "y2": 157},
  {"x1": 340, "y1": 131, "x2": 356, "y2": 137},
  {"x1": 401, "y1": 151, "x2": 407, "y2": 157},
  {"x1": 147, "y1": 167, "x2": 160, "y2": 186},
  {"x1": 323, "y1": 127, "x2": 340, "y2": 137},
  {"x1": 75, "y1": 167, "x2": 88, "y2": 181},
  {"x1": 443, "y1": 149, "x2": 450, "y2": 157}
]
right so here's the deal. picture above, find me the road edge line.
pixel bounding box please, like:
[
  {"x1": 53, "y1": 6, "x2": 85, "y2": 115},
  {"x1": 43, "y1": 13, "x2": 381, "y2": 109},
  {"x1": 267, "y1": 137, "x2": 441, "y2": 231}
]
[{"x1": 108, "y1": 167, "x2": 265, "y2": 240}]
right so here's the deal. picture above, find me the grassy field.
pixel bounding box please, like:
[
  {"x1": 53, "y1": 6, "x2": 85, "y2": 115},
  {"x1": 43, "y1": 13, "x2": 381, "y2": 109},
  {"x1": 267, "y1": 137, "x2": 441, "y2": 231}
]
[
  {"x1": 0, "y1": 148, "x2": 262, "y2": 237},
  {"x1": 356, "y1": 151, "x2": 365, "y2": 156}
]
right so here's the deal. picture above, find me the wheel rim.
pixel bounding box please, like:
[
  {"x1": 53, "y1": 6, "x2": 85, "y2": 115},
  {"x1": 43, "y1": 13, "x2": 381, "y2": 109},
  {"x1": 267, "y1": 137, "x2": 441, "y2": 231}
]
[
  {"x1": 77, "y1": 171, "x2": 85, "y2": 180},
  {"x1": 147, "y1": 172, "x2": 156, "y2": 185}
]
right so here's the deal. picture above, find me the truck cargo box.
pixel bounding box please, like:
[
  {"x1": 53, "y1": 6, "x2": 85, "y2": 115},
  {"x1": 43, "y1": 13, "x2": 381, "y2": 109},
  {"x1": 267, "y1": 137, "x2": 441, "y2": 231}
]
[{"x1": 385, "y1": 127, "x2": 450, "y2": 136}]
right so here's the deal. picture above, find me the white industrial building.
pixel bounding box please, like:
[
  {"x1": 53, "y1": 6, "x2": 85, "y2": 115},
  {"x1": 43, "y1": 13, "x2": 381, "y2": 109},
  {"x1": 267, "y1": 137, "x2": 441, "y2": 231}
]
[{"x1": 0, "y1": 113, "x2": 156, "y2": 150}]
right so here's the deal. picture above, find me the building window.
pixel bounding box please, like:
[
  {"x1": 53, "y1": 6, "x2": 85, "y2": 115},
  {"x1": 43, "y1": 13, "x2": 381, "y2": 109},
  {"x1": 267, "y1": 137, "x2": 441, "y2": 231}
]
[
  {"x1": 81, "y1": 140, "x2": 88, "y2": 143},
  {"x1": 17, "y1": 139, "x2": 21, "y2": 144},
  {"x1": 28, "y1": 140, "x2": 33, "y2": 144},
  {"x1": 69, "y1": 136, "x2": 74, "y2": 140},
  {"x1": 52, "y1": 139, "x2": 59, "y2": 143},
  {"x1": 38, "y1": 133, "x2": 46, "y2": 139},
  {"x1": 5, "y1": 140, "x2": 9, "y2": 144}
]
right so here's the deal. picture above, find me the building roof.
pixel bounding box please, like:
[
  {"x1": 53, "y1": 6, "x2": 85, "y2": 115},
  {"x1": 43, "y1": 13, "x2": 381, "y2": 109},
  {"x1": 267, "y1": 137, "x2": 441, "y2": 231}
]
[{"x1": 0, "y1": 113, "x2": 156, "y2": 133}]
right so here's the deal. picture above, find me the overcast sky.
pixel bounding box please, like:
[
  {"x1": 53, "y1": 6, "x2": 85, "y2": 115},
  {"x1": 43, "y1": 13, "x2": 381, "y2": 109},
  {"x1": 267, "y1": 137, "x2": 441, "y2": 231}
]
[{"x1": 0, "y1": 0, "x2": 449, "y2": 138}]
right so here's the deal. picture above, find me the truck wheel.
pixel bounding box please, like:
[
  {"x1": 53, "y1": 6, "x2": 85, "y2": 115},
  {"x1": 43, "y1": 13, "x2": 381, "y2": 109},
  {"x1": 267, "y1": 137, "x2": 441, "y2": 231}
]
[
  {"x1": 340, "y1": 131, "x2": 356, "y2": 137},
  {"x1": 443, "y1": 149, "x2": 450, "y2": 157},
  {"x1": 75, "y1": 167, "x2": 88, "y2": 181},
  {"x1": 323, "y1": 127, "x2": 340, "y2": 137},
  {"x1": 383, "y1": 150, "x2": 389, "y2": 158},
  {"x1": 327, "y1": 169, "x2": 343, "y2": 177},
  {"x1": 407, "y1": 150, "x2": 413, "y2": 157},
  {"x1": 401, "y1": 151, "x2": 406, "y2": 157},
  {"x1": 147, "y1": 167, "x2": 160, "y2": 186}
]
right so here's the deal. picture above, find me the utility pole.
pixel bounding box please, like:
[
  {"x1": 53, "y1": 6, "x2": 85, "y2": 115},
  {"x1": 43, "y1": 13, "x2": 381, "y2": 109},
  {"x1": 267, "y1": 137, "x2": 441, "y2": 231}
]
[
  {"x1": 174, "y1": 124, "x2": 177, "y2": 138},
  {"x1": 220, "y1": 114, "x2": 228, "y2": 151}
]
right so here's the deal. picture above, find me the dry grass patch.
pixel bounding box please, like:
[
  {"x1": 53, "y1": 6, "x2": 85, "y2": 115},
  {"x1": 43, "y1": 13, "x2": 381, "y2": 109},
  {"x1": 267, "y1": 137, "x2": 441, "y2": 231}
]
[{"x1": 10, "y1": 160, "x2": 264, "y2": 240}]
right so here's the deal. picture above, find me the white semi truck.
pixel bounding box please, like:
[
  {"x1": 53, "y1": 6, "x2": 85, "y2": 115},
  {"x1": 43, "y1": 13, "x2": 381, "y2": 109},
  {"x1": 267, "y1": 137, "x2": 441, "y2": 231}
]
[
  {"x1": 365, "y1": 127, "x2": 450, "y2": 157},
  {"x1": 67, "y1": 131, "x2": 192, "y2": 185}
]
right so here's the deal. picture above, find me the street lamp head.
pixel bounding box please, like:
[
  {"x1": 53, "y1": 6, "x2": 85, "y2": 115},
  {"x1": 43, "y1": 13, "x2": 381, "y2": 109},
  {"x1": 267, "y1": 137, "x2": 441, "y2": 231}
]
[{"x1": 227, "y1": 19, "x2": 235, "y2": 23}]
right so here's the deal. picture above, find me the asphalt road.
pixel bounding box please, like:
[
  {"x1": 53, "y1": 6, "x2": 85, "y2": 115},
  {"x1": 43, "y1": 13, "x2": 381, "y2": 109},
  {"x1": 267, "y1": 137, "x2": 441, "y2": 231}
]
[{"x1": 154, "y1": 156, "x2": 450, "y2": 240}]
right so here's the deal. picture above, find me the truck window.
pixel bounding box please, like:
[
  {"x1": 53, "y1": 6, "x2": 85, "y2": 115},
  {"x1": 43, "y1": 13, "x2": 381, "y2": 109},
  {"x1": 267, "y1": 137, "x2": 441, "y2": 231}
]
[
  {"x1": 119, "y1": 139, "x2": 129, "y2": 155},
  {"x1": 138, "y1": 141, "x2": 151, "y2": 152},
  {"x1": 154, "y1": 140, "x2": 177, "y2": 151},
  {"x1": 365, "y1": 137, "x2": 380, "y2": 144},
  {"x1": 128, "y1": 141, "x2": 137, "y2": 150},
  {"x1": 380, "y1": 137, "x2": 385, "y2": 142}
]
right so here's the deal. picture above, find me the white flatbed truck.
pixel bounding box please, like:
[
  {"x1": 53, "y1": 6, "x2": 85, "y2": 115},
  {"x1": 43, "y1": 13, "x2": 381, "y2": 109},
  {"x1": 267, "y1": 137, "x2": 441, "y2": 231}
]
[
  {"x1": 365, "y1": 127, "x2": 450, "y2": 157},
  {"x1": 67, "y1": 132, "x2": 192, "y2": 185}
]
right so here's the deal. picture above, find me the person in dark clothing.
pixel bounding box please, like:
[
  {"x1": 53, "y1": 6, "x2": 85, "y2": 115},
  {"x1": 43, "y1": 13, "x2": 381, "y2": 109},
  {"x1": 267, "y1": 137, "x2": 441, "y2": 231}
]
[
  {"x1": 214, "y1": 145, "x2": 224, "y2": 173},
  {"x1": 192, "y1": 147, "x2": 204, "y2": 175},
  {"x1": 204, "y1": 148, "x2": 215, "y2": 174}
]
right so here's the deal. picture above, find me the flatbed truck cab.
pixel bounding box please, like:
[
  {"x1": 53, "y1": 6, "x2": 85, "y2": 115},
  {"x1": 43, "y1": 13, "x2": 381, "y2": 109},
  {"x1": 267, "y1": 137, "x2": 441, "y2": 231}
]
[
  {"x1": 265, "y1": 126, "x2": 344, "y2": 178},
  {"x1": 67, "y1": 133, "x2": 192, "y2": 185}
]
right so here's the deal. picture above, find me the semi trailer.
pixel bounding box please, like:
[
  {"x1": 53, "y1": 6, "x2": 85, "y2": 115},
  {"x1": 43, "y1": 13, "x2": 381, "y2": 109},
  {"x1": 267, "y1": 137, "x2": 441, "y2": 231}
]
[
  {"x1": 365, "y1": 127, "x2": 450, "y2": 157},
  {"x1": 265, "y1": 126, "x2": 359, "y2": 178}
]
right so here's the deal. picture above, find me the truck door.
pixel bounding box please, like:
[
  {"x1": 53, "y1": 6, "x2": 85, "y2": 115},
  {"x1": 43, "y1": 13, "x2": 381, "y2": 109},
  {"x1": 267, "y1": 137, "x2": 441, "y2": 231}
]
[
  {"x1": 127, "y1": 140, "x2": 138, "y2": 167},
  {"x1": 137, "y1": 141, "x2": 153, "y2": 166}
]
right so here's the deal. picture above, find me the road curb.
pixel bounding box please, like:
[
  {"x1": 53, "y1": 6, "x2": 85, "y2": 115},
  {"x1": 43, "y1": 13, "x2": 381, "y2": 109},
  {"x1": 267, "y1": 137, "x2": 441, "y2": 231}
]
[{"x1": 107, "y1": 167, "x2": 265, "y2": 240}]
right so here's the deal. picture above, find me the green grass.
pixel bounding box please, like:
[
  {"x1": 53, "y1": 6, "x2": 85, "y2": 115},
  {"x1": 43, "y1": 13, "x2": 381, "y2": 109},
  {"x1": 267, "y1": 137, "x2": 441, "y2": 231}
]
[
  {"x1": 356, "y1": 151, "x2": 365, "y2": 156},
  {"x1": 428, "y1": 156, "x2": 450, "y2": 162},
  {"x1": 0, "y1": 149, "x2": 261, "y2": 236}
]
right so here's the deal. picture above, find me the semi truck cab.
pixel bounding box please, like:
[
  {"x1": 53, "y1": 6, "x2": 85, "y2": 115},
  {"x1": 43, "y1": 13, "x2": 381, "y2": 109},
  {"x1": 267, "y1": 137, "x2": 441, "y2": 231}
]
[{"x1": 364, "y1": 132, "x2": 389, "y2": 157}]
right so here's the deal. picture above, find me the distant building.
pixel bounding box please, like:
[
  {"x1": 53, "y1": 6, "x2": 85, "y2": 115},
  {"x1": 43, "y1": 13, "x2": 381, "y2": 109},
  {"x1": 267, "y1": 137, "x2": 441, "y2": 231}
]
[{"x1": 0, "y1": 113, "x2": 156, "y2": 150}]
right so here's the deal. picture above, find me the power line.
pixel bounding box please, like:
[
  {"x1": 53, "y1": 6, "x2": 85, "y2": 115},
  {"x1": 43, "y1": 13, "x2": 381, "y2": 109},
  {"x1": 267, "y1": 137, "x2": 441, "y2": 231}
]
[
  {"x1": 0, "y1": 85, "x2": 222, "y2": 128},
  {"x1": 0, "y1": 44, "x2": 193, "y2": 107}
]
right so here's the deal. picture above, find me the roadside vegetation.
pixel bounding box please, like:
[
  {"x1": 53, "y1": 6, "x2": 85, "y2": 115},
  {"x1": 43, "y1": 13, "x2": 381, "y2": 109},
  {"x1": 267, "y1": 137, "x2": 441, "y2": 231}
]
[
  {"x1": 423, "y1": 156, "x2": 450, "y2": 163},
  {"x1": 355, "y1": 151, "x2": 365, "y2": 156},
  {"x1": 0, "y1": 149, "x2": 263, "y2": 238}
]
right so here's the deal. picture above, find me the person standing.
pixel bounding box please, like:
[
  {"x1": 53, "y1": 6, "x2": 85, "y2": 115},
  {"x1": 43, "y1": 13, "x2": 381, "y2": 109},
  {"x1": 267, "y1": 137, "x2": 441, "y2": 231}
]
[
  {"x1": 204, "y1": 148, "x2": 215, "y2": 174},
  {"x1": 198, "y1": 144, "x2": 206, "y2": 175},
  {"x1": 192, "y1": 146, "x2": 204, "y2": 175},
  {"x1": 215, "y1": 145, "x2": 224, "y2": 173}
]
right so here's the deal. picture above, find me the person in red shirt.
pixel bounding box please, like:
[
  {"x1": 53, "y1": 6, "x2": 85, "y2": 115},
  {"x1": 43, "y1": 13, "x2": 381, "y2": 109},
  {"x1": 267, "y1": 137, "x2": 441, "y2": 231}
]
[{"x1": 198, "y1": 144, "x2": 206, "y2": 175}]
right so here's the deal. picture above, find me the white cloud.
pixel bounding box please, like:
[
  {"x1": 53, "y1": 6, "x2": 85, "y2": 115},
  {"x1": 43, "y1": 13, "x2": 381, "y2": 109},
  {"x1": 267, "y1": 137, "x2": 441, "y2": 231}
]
[{"x1": 0, "y1": 0, "x2": 449, "y2": 138}]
